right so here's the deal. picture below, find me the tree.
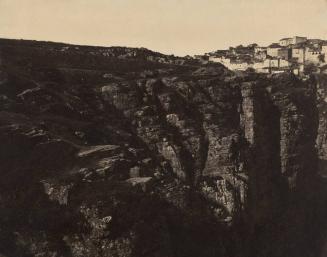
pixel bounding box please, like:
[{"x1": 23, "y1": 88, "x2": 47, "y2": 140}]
[
  {"x1": 303, "y1": 63, "x2": 317, "y2": 75},
  {"x1": 318, "y1": 54, "x2": 325, "y2": 63},
  {"x1": 246, "y1": 67, "x2": 255, "y2": 73},
  {"x1": 248, "y1": 43, "x2": 258, "y2": 48}
]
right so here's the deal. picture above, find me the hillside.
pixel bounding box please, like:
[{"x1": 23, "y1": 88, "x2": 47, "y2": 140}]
[{"x1": 0, "y1": 39, "x2": 326, "y2": 257}]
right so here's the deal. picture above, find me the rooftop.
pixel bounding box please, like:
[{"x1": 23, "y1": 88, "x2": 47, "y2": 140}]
[{"x1": 268, "y1": 43, "x2": 282, "y2": 48}]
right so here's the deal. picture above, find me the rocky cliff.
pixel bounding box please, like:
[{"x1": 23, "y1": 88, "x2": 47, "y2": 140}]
[
  {"x1": 316, "y1": 74, "x2": 327, "y2": 175},
  {"x1": 0, "y1": 39, "x2": 323, "y2": 257}
]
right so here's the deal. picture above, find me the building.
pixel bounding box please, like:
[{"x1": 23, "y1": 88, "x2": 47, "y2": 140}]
[
  {"x1": 255, "y1": 50, "x2": 267, "y2": 61},
  {"x1": 292, "y1": 64, "x2": 305, "y2": 75},
  {"x1": 254, "y1": 46, "x2": 267, "y2": 54},
  {"x1": 267, "y1": 44, "x2": 283, "y2": 57},
  {"x1": 252, "y1": 61, "x2": 268, "y2": 73},
  {"x1": 253, "y1": 61, "x2": 265, "y2": 69},
  {"x1": 279, "y1": 38, "x2": 293, "y2": 47},
  {"x1": 292, "y1": 36, "x2": 307, "y2": 45},
  {"x1": 279, "y1": 59, "x2": 291, "y2": 68},
  {"x1": 264, "y1": 58, "x2": 280, "y2": 68},
  {"x1": 322, "y1": 45, "x2": 327, "y2": 55},
  {"x1": 291, "y1": 46, "x2": 324, "y2": 65},
  {"x1": 252, "y1": 57, "x2": 291, "y2": 74},
  {"x1": 308, "y1": 39, "x2": 323, "y2": 48},
  {"x1": 271, "y1": 69, "x2": 288, "y2": 74},
  {"x1": 228, "y1": 61, "x2": 252, "y2": 71},
  {"x1": 254, "y1": 46, "x2": 267, "y2": 60},
  {"x1": 209, "y1": 56, "x2": 231, "y2": 65},
  {"x1": 208, "y1": 56, "x2": 220, "y2": 63},
  {"x1": 305, "y1": 47, "x2": 323, "y2": 64},
  {"x1": 279, "y1": 36, "x2": 307, "y2": 47},
  {"x1": 206, "y1": 36, "x2": 326, "y2": 75},
  {"x1": 278, "y1": 48, "x2": 292, "y2": 60},
  {"x1": 292, "y1": 47, "x2": 305, "y2": 64}
]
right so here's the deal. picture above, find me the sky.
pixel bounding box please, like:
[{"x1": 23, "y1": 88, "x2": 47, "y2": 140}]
[{"x1": 0, "y1": 0, "x2": 327, "y2": 56}]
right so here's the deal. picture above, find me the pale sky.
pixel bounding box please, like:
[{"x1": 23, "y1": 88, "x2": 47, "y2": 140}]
[{"x1": 1, "y1": 0, "x2": 327, "y2": 56}]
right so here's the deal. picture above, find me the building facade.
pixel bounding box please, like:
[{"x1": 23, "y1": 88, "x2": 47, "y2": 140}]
[
  {"x1": 322, "y1": 45, "x2": 327, "y2": 55},
  {"x1": 267, "y1": 44, "x2": 282, "y2": 57},
  {"x1": 255, "y1": 51, "x2": 267, "y2": 61},
  {"x1": 254, "y1": 46, "x2": 267, "y2": 54},
  {"x1": 278, "y1": 48, "x2": 292, "y2": 60},
  {"x1": 279, "y1": 36, "x2": 307, "y2": 47},
  {"x1": 292, "y1": 48, "x2": 305, "y2": 64},
  {"x1": 293, "y1": 36, "x2": 307, "y2": 45},
  {"x1": 305, "y1": 48, "x2": 322, "y2": 64},
  {"x1": 279, "y1": 38, "x2": 293, "y2": 47},
  {"x1": 279, "y1": 59, "x2": 291, "y2": 68},
  {"x1": 228, "y1": 62, "x2": 251, "y2": 71},
  {"x1": 209, "y1": 56, "x2": 231, "y2": 65},
  {"x1": 264, "y1": 58, "x2": 279, "y2": 68}
]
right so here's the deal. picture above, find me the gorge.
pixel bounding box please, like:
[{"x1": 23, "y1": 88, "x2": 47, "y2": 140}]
[{"x1": 0, "y1": 39, "x2": 326, "y2": 257}]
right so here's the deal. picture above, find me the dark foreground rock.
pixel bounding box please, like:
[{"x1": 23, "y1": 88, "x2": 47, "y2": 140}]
[{"x1": 0, "y1": 39, "x2": 324, "y2": 257}]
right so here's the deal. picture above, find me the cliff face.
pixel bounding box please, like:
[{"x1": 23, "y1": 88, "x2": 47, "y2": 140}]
[
  {"x1": 0, "y1": 39, "x2": 321, "y2": 257},
  {"x1": 316, "y1": 74, "x2": 327, "y2": 175}
]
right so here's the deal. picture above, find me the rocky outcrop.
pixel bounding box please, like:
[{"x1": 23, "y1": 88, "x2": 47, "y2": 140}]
[
  {"x1": 316, "y1": 74, "x2": 327, "y2": 176},
  {"x1": 0, "y1": 39, "x2": 322, "y2": 257}
]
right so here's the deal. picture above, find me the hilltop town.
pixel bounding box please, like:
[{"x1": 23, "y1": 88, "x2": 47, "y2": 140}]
[{"x1": 196, "y1": 36, "x2": 327, "y2": 75}]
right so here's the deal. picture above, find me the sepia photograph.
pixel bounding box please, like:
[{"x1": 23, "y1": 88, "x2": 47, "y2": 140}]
[{"x1": 0, "y1": 0, "x2": 326, "y2": 256}]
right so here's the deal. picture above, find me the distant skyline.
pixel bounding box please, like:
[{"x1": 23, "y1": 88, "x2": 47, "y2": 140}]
[{"x1": 1, "y1": 0, "x2": 327, "y2": 56}]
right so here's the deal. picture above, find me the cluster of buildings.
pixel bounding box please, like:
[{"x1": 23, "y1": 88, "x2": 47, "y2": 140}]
[{"x1": 200, "y1": 36, "x2": 327, "y2": 75}]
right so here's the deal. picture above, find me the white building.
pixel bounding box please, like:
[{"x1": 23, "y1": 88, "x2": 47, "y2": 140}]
[
  {"x1": 305, "y1": 48, "x2": 322, "y2": 64},
  {"x1": 279, "y1": 36, "x2": 307, "y2": 47},
  {"x1": 209, "y1": 56, "x2": 252, "y2": 71},
  {"x1": 292, "y1": 47, "x2": 305, "y2": 64},
  {"x1": 272, "y1": 70, "x2": 286, "y2": 74},
  {"x1": 227, "y1": 61, "x2": 252, "y2": 71},
  {"x1": 254, "y1": 46, "x2": 267, "y2": 54},
  {"x1": 264, "y1": 58, "x2": 279, "y2": 68},
  {"x1": 267, "y1": 44, "x2": 282, "y2": 57},
  {"x1": 279, "y1": 59, "x2": 291, "y2": 68},
  {"x1": 322, "y1": 45, "x2": 327, "y2": 55},
  {"x1": 252, "y1": 58, "x2": 290, "y2": 73},
  {"x1": 209, "y1": 56, "x2": 224, "y2": 63},
  {"x1": 252, "y1": 62, "x2": 269, "y2": 73},
  {"x1": 253, "y1": 62, "x2": 264, "y2": 69},
  {"x1": 209, "y1": 56, "x2": 231, "y2": 66},
  {"x1": 279, "y1": 38, "x2": 293, "y2": 47}
]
